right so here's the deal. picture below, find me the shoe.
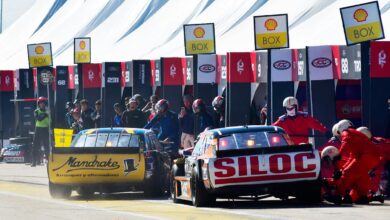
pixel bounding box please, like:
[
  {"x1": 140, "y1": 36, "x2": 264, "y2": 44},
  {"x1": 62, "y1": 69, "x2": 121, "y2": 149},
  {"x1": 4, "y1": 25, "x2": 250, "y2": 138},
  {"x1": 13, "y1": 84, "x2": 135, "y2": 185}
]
[
  {"x1": 371, "y1": 194, "x2": 385, "y2": 204},
  {"x1": 324, "y1": 194, "x2": 342, "y2": 205},
  {"x1": 342, "y1": 194, "x2": 352, "y2": 204},
  {"x1": 355, "y1": 196, "x2": 369, "y2": 204}
]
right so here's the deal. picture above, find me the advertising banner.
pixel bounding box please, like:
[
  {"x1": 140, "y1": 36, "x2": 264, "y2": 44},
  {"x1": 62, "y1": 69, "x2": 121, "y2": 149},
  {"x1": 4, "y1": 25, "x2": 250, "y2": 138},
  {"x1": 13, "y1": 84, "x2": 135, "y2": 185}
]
[
  {"x1": 151, "y1": 60, "x2": 161, "y2": 87},
  {"x1": 340, "y1": 1, "x2": 384, "y2": 45},
  {"x1": 197, "y1": 54, "x2": 217, "y2": 83},
  {"x1": 256, "y1": 52, "x2": 268, "y2": 83},
  {"x1": 184, "y1": 23, "x2": 216, "y2": 55},
  {"x1": 27, "y1": 43, "x2": 53, "y2": 68},
  {"x1": 162, "y1": 57, "x2": 184, "y2": 86},
  {"x1": 227, "y1": 52, "x2": 256, "y2": 83},
  {"x1": 339, "y1": 45, "x2": 362, "y2": 79},
  {"x1": 82, "y1": 63, "x2": 102, "y2": 88},
  {"x1": 271, "y1": 49, "x2": 292, "y2": 82},
  {"x1": 308, "y1": 46, "x2": 334, "y2": 81},
  {"x1": 185, "y1": 57, "x2": 193, "y2": 85},
  {"x1": 370, "y1": 41, "x2": 390, "y2": 78},
  {"x1": 254, "y1": 14, "x2": 289, "y2": 50},
  {"x1": 132, "y1": 60, "x2": 152, "y2": 98},
  {"x1": 74, "y1": 37, "x2": 91, "y2": 64},
  {"x1": 0, "y1": 70, "x2": 15, "y2": 91}
]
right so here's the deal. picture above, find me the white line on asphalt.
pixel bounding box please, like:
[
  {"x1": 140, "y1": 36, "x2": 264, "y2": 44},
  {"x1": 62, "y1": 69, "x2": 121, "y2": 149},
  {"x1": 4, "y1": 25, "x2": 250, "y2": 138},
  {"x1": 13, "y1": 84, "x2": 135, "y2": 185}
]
[{"x1": 0, "y1": 191, "x2": 167, "y2": 220}]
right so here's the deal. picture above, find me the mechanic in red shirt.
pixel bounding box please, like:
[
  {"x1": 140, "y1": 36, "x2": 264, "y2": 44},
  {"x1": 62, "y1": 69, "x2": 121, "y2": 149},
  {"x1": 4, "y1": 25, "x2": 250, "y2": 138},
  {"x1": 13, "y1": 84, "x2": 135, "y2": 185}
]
[
  {"x1": 357, "y1": 127, "x2": 390, "y2": 201},
  {"x1": 273, "y1": 96, "x2": 328, "y2": 145},
  {"x1": 334, "y1": 120, "x2": 380, "y2": 204}
]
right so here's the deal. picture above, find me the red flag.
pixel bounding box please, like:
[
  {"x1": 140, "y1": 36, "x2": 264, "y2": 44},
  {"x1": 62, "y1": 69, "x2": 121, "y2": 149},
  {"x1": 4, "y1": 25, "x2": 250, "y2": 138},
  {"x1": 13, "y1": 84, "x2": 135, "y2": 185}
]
[
  {"x1": 68, "y1": 66, "x2": 75, "y2": 89},
  {"x1": 227, "y1": 52, "x2": 256, "y2": 83},
  {"x1": 163, "y1": 57, "x2": 184, "y2": 86},
  {"x1": 370, "y1": 41, "x2": 390, "y2": 78},
  {"x1": 0, "y1": 70, "x2": 15, "y2": 92},
  {"x1": 82, "y1": 63, "x2": 102, "y2": 88}
]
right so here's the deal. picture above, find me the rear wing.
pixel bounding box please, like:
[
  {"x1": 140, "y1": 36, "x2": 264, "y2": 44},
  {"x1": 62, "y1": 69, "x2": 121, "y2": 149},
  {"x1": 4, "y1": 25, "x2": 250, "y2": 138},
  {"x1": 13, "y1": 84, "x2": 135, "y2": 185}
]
[{"x1": 216, "y1": 144, "x2": 314, "y2": 157}]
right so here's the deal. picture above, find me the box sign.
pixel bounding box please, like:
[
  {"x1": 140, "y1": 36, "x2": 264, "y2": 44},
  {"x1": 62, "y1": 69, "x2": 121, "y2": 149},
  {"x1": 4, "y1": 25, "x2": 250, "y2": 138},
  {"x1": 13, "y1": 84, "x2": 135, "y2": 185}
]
[
  {"x1": 74, "y1": 37, "x2": 91, "y2": 64},
  {"x1": 340, "y1": 1, "x2": 384, "y2": 45},
  {"x1": 183, "y1": 23, "x2": 216, "y2": 55},
  {"x1": 254, "y1": 14, "x2": 289, "y2": 50},
  {"x1": 27, "y1": 43, "x2": 53, "y2": 68}
]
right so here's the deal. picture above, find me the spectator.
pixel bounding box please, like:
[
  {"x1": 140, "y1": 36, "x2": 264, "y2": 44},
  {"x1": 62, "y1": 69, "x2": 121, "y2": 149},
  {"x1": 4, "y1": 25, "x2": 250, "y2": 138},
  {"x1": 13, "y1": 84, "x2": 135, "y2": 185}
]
[
  {"x1": 193, "y1": 98, "x2": 213, "y2": 137},
  {"x1": 91, "y1": 99, "x2": 102, "y2": 128},
  {"x1": 113, "y1": 103, "x2": 123, "y2": 127},
  {"x1": 144, "y1": 99, "x2": 180, "y2": 156},
  {"x1": 71, "y1": 109, "x2": 83, "y2": 134},
  {"x1": 73, "y1": 99, "x2": 81, "y2": 112},
  {"x1": 178, "y1": 95, "x2": 194, "y2": 149},
  {"x1": 121, "y1": 99, "x2": 146, "y2": 128},
  {"x1": 80, "y1": 99, "x2": 94, "y2": 129},
  {"x1": 133, "y1": 94, "x2": 146, "y2": 110},
  {"x1": 65, "y1": 101, "x2": 74, "y2": 128},
  {"x1": 142, "y1": 95, "x2": 159, "y2": 116}
]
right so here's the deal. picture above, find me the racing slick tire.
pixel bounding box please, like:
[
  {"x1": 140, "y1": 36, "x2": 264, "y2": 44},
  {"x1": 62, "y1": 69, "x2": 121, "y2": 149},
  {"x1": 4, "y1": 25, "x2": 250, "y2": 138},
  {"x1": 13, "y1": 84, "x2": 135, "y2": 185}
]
[
  {"x1": 171, "y1": 165, "x2": 180, "y2": 203},
  {"x1": 49, "y1": 182, "x2": 71, "y2": 199},
  {"x1": 295, "y1": 179, "x2": 322, "y2": 204},
  {"x1": 145, "y1": 156, "x2": 167, "y2": 197},
  {"x1": 190, "y1": 168, "x2": 215, "y2": 207},
  {"x1": 77, "y1": 186, "x2": 95, "y2": 198}
]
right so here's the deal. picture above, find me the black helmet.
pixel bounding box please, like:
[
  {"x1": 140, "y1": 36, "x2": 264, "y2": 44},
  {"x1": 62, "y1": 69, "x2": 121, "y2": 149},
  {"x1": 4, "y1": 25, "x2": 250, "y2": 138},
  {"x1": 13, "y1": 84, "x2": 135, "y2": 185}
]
[
  {"x1": 212, "y1": 96, "x2": 224, "y2": 113},
  {"x1": 192, "y1": 98, "x2": 205, "y2": 113},
  {"x1": 155, "y1": 99, "x2": 169, "y2": 114}
]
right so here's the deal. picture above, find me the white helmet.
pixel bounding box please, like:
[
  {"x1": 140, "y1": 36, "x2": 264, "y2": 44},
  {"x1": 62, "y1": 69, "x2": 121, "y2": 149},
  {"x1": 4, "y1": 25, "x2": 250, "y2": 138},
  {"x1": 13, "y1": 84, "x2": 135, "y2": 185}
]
[
  {"x1": 357, "y1": 126, "x2": 372, "y2": 139},
  {"x1": 332, "y1": 124, "x2": 338, "y2": 137},
  {"x1": 321, "y1": 146, "x2": 340, "y2": 160},
  {"x1": 282, "y1": 96, "x2": 298, "y2": 108},
  {"x1": 335, "y1": 119, "x2": 353, "y2": 136}
]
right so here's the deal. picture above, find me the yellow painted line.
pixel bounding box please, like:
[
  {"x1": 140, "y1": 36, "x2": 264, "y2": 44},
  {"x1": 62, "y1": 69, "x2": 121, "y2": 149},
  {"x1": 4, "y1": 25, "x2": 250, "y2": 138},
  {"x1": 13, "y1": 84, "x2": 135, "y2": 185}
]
[{"x1": 0, "y1": 180, "x2": 265, "y2": 220}]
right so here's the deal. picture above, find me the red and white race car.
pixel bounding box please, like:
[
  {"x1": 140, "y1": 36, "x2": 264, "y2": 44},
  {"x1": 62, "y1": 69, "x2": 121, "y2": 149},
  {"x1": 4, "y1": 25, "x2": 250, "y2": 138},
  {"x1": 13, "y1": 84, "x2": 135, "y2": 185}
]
[{"x1": 171, "y1": 125, "x2": 322, "y2": 207}]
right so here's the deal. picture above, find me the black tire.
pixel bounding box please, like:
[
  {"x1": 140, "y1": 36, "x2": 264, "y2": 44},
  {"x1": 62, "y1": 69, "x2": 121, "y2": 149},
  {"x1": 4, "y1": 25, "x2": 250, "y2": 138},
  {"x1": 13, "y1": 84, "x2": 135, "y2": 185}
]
[
  {"x1": 49, "y1": 182, "x2": 71, "y2": 199},
  {"x1": 77, "y1": 186, "x2": 95, "y2": 198},
  {"x1": 191, "y1": 169, "x2": 215, "y2": 207},
  {"x1": 296, "y1": 179, "x2": 322, "y2": 204},
  {"x1": 145, "y1": 156, "x2": 166, "y2": 197}
]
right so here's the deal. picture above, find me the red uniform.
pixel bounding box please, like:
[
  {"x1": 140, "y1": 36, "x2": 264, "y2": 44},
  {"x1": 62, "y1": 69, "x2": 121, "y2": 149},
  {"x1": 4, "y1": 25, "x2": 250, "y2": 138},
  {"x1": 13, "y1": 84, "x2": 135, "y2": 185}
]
[
  {"x1": 273, "y1": 112, "x2": 328, "y2": 145},
  {"x1": 337, "y1": 128, "x2": 380, "y2": 202},
  {"x1": 370, "y1": 137, "x2": 390, "y2": 193},
  {"x1": 320, "y1": 138, "x2": 343, "y2": 179}
]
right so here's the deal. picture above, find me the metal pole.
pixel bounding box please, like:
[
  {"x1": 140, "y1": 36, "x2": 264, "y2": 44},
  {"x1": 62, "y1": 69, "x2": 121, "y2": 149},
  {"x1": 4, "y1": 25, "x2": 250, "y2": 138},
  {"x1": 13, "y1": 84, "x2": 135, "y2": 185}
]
[
  {"x1": 46, "y1": 83, "x2": 52, "y2": 160},
  {"x1": 266, "y1": 49, "x2": 272, "y2": 125}
]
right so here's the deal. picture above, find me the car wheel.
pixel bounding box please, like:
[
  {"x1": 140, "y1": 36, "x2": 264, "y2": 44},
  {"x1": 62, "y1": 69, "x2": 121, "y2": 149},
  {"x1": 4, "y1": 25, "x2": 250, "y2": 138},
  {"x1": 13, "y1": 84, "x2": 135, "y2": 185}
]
[
  {"x1": 190, "y1": 169, "x2": 215, "y2": 207},
  {"x1": 77, "y1": 187, "x2": 95, "y2": 198},
  {"x1": 49, "y1": 182, "x2": 71, "y2": 199},
  {"x1": 171, "y1": 169, "x2": 179, "y2": 203}
]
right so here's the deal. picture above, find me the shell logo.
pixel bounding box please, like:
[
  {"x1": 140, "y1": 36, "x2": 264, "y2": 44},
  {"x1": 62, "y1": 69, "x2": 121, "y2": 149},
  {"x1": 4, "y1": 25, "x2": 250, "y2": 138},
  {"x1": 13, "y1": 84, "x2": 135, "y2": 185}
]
[
  {"x1": 264, "y1": 18, "x2": 278, "y2": 31},
  {"x1": 353, "y1": 8, "x2": 368, "y2": 22},
  {"x1": 35, "y1": 46, "x2": 44, "y2": 55},
  {"x1": 193, "y1": 27, "x2": 205, "y2": 38},
  {"x1": 79, "y1": 40, "x2": 86, "y2": 50}
]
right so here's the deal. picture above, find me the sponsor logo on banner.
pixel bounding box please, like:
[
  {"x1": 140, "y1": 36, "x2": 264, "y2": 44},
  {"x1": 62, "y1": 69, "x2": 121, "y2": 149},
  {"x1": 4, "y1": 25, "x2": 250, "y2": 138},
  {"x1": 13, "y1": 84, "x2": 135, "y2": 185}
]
[
  {"x1": 308, "y1": 46, "x2": 334, "y2": 80},
  {"x1": 0, "y1": 71, "x2": 15, "y2": 91},
  {"x1": 270, "y1": 49, "x2": 292, "y2": 82},
  {"x1": 237, "y1": 59, "x2": 244, "y2": 74},
  {"x1": 183, "y1": 23, "x2": 216, "y2": 55},
  {"x1": 170, "y1": 64, "x2": 176, "y2": 78},
  {"x1": 74, "y1": 38, "x2": 91, "y2": 64},
  {"x1": 273, "y1": 60, "x2": 291, "y2": 70},
  {"x1": 88, "y1": 70, "x2": 94, "y2": 81},
  {"x1": 197, "y1": 54, "x2": 217, "y2": 83},
  {"x1": 340, "y1": 2, "x2": 384, "y2": 45},
  {"x1": 254, "y1": 14, "x2": 289, "y2": 50},
  {"x1": 163, "y1": 58, "x2": 184, "y2": 85},
  {"x1": 227, "y1": 52, "x2": 256, "y2": 83},
  {"x1": 370, "y1": 41, "x2": 390, "y2": 78},
  {"x1": 27, "y1": 43, "x2": 53, "y2": 68},
  {"x1": 199, "y1": 64, "x2": 215, "y2": 73},
  {"x1": 311, "y1": 57, "x2": 332, "y2": 68},
  {"x1": 82, "y1": 64, "x2": 102, "y2": 88}
]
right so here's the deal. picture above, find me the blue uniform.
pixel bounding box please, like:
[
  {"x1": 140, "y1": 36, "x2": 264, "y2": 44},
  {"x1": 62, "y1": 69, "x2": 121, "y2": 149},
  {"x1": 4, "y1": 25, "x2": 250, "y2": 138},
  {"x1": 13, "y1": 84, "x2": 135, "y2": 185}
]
[{"x1": 198, "y1": 112, "x2": 214, "y2": 133}]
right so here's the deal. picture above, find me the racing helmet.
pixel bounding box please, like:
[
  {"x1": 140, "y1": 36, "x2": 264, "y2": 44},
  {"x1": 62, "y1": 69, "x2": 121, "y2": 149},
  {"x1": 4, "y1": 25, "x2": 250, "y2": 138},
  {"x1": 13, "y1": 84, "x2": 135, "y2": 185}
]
[
  {"x1": 357, "y1": 126, "x2": 372, "y2": 139},
  {"x1": 331, "y1": 124, "x2": 338, "y2": 137},
  {"x1": 155, "y1": 99, "x2": 169, "y2": 114},
  {"x1": 212, "y1": 96, "x2": 224, "y2": 113},
  {"x1": 37, "y1": 97, "x2": 47, "y2": 105},
  {"x1": 192, "y1": 98, "x2": 205, "y2": 113},
  {"x1": 336, "y1": 119, "x2": 354, "y2": 136},
  {"x1": 282, "y1": 96, "x2": 298, "y2": 109},
  {"x1": 321, "y1": 146, "x2": 340, "y2": 160}
]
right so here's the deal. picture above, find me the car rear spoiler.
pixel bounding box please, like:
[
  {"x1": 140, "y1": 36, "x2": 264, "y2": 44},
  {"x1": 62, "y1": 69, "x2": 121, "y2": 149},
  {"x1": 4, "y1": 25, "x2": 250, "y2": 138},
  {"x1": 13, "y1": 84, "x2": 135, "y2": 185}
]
[
  {"x1": 216, "y1": 144, "x2": 314, "y2": 158},
  {"x1": 52, "y1": 147, "x2": 140, "y2": 154}
]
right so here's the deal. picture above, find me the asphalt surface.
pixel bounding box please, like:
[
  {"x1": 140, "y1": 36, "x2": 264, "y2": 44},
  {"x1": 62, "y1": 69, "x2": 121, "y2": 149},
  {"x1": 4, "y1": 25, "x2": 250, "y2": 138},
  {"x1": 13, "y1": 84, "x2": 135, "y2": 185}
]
[{"x1": 0, "y1": 162, "x2": 390, "y2": 220}]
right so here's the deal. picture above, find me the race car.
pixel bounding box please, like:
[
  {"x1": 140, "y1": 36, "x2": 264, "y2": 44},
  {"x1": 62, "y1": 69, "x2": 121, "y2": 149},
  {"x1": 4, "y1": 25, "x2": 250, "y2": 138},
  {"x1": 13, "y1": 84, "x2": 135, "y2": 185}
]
[
  {"x1": 171, "y1": 125, "x2": 322, "y2": 207},
  {"x1": 48, "y1": 128, "x2": 171, "y2": 199}
]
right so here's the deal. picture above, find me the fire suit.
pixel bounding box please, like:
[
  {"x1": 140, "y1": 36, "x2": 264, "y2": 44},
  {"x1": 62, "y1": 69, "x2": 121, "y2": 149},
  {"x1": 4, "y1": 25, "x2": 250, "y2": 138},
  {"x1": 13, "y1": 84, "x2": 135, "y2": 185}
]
[
  {"x1": 273, "y1": 112, "x2": 328, "y2": 145},
  {"x1": 369, "y1": 137, "x2": 390, "y2": 193},
  {"x1": 337, "y1": 128, "x2": 380, "y2": 202}
]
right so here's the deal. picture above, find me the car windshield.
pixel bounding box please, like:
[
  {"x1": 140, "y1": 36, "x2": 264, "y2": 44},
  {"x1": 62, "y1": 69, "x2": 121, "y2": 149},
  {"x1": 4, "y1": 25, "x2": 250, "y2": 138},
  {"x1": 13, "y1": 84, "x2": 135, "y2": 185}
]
[
  {"x1": 71, "y1": 132, "x2": 141, "y2": 148},
  {"x1": 218, "y1": 132, "x2": 288, "y2": 151}
]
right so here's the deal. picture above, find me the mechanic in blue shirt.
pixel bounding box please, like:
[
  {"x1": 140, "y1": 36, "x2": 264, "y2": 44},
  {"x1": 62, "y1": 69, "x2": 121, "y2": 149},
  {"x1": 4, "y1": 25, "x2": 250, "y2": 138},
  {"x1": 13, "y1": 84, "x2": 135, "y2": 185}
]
[
  {"x1": 144, "y1": 99, "x2": 180, "y2": 156},
  {"x1": 178, "y1": 95, "x2": 194, "y2": 149},
  {"x1": 192, "y1": 98, "x2": 214, "y2": 137},
  {"x1": 113, "y1": 103, "x2": 123, "y2": 127}
]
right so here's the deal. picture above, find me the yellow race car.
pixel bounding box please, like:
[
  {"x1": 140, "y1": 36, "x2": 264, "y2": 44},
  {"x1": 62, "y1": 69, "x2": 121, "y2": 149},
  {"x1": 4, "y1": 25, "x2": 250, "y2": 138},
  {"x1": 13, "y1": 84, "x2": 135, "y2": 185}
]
[{"x1": 48, "y1": 128, "x2": 172, "y2": 199}]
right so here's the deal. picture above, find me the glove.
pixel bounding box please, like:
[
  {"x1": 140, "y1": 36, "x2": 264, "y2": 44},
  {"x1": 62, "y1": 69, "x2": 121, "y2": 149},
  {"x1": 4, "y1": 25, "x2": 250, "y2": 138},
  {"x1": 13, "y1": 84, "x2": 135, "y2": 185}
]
[{"x1": 333, "y1": 169, "x2": 342, "y2": 180}]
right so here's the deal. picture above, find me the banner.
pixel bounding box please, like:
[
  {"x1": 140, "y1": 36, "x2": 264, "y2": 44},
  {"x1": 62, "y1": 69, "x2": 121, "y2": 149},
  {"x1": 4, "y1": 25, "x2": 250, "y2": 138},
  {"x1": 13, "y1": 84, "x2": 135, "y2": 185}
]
[
  {"x1": 162, "y1": 57, "x2": 184, "y2": 86},
  {"x1": 103, "y1": 62, "x2": 122, "y2": 127},
  {"x1": 254, "y1": 14, "x2": 289, "y2": 50},
  {"x1": 183, "y1": 23, "x2": 216, "y2": 55},
  {"x1": 292, "y1": 49, "x2": 306, "y2": 81},
  {"x1": 82, "y1": 63, "x2": 102, "y2": 88},
  {"x1": 27, "y1": 43, "x2": 53, "y2": 68},
  {"x1": 197, "y1": 54, "x2": 217, "y2": 83},
  {"x1": 340, "y1": 1, "x2": 384, "y2": 45},
  {"x1": 132, "y1": 60, "x2": 152, "y2": 97},
  {"x1": 308, "y1": 46, "x2": 334, "y2": 81},
  {"x1": 0, "y1": 70, "x2": 15, "y2": 91},
  {"x1": 271, "y1": 49, "x2": 292, "y2": 82},
  {"x1": 68, "y1": 66, "x2": 75, "y2": 89},
  {"x1": 339, "y1": 45, "x2": 361, "y2": 79},
  {"x1": 227, "y1": 52, "x2": 256, "y2": 83},
  {"x1": 185, "y1": 57, "x2": 193, "y2": 85},
  {"x1": 370, "y1": 41, "x2": 390, "y2": 78},
  {"x1": 151, "y1": 60, "x2": 161, "y2": 87},
  {"x1": 74, "y1": 37, "x2": 91, "y2": 64},
  {"x1": 256, "y1": 52, "x2": 268, "y2": 83}
]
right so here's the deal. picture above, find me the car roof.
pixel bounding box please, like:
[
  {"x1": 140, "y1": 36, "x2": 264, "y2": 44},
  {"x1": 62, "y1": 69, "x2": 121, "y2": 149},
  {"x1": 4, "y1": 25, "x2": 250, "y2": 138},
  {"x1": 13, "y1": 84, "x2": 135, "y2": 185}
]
[
  {"x1": 206, "y1": 125, "x2": 285, "y2": 137},
  {"x1": 78, "y1": 127, "x2": 148, "y2": 135}
]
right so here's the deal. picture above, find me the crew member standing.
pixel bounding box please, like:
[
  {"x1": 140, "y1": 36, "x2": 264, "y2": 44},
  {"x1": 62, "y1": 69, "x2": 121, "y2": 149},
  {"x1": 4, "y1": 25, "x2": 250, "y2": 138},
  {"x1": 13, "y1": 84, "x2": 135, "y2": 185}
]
[
  {"x1": 212, "y1": 96, "x2": 225, "y2": 128},
  {"x1": 31, "y1": 97, "x2": 50, "y2": 167},
  {"x1": 273, "y1": 96, "x2": 328, "y2": 144}
]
